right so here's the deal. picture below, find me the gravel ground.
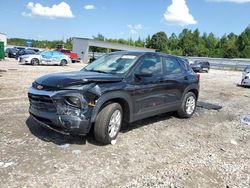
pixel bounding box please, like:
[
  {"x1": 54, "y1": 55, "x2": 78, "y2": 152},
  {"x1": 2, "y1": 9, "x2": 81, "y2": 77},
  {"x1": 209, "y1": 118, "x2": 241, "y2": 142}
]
[{"x1": 0, "y1": 58, "x2": 249, "y2": 188}]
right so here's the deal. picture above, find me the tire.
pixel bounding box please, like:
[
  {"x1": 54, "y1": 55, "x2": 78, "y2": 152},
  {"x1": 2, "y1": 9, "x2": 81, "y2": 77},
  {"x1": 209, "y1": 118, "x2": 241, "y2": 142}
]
[
  {"x1": 241, "y1": 79, "x2": 245, "y2": 86},
  {"x1": 94, "y1": 103, "x2": 123, "y2": 144},
  {"x1": 31, "y1": 58, "x2": 39, "y2": 66},
  {"x1": 178, "y1": 92, "x2": 197, "y2": 118},
  {"x1": 60, "y1": 59, "x2": 67, "y2": 66}
]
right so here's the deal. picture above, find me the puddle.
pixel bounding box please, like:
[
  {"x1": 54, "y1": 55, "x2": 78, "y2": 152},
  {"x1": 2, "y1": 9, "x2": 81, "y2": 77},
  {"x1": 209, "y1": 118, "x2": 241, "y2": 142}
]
[{"x1": 197, "y1": 101, "x2": 223, "y2": 111}]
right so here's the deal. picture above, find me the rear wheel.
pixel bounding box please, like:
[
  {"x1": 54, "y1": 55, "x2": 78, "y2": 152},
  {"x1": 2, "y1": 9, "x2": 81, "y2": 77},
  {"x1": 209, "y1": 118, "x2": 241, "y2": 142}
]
[
  {"x1": 31, "y1": 58, "x2": 39, "y2": 66},
  {"x1": 94, "y1": 103, "x2": 123, "y2": 144},
  {"x1": 178, "y1": 92, "x2": 197, "y2": 118},
  {"x1": 60, "y1": 59, "x2": 67, "y2": 66}
]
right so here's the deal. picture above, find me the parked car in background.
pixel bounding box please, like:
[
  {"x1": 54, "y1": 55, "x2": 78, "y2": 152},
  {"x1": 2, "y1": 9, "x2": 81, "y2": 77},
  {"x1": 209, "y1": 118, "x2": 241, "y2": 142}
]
[
  {"x1": 14, "y1": 47, "x2": 25, "y2": 51},
  {"x1": 28, "y1": 51, "x2": 200, "y2": 144},
  {"x1": 56, "y1": 48, "x2": 80, "y2": 63},
  {"x1": 5, "y1": 48, "x2": 19, "y2": 58},
  {"x1": 190, "y1": 61, "x2": 210, "y2": 73},
  {"x1": 16, "y1": 49, "x2": 36, "y2": 60},
  {"x1": 241, "y1": 66, "x2": 250, "y2": 86},
  {"x1": 27, "y1": 48, "x2": 41, "y2": 53},
  {"x1": 19, "y1": 51, "x2": 71, "y2": 66}
]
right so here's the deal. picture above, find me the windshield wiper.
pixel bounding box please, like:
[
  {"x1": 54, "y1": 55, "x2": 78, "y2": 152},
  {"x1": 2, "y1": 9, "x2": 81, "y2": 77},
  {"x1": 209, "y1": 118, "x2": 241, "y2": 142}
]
[{"x1": 86, "y1": 70, "x2": 109, "y2": 74}]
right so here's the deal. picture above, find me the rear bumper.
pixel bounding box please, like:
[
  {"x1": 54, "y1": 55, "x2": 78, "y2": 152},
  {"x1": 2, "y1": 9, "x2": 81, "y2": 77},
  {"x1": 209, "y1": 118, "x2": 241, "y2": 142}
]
[
  {"x1": 191, "y1": 67, "x2": 202, "y2": 72},
  {"x1": 71, "y1": 58, "x2": 81, "y2": 62}
]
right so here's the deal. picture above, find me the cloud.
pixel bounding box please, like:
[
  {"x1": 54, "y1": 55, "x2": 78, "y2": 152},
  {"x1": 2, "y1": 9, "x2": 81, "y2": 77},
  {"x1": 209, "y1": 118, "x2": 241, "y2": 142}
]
[
  {"x1": 164, "y1": 0, "x2": 197, "y2": 26},
  {"x1": 22, "y1": 1, "x2": 74, "y2": 19},
  {"x1": 127, "y1": 24, "x2": 143, "y2": 34},
  {"x1": 207, "y1": 0, "x2": 250, "y2": 3},
  {"x1": 84, "y1": 5, "x2": 95, "y2": 10}
]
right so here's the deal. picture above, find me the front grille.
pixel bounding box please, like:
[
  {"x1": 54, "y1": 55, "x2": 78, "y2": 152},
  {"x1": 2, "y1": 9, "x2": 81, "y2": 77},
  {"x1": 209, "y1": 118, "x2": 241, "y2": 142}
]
[
  {"x1": 32, "y1": 82, "x2": 57, "y2": 91},
  {"x1": 28, "y1": 93, "x2": 57, "y2": 112}
]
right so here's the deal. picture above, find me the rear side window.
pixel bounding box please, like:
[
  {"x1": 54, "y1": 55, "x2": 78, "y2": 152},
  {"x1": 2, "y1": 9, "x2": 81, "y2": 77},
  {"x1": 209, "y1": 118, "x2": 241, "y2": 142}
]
[
  {"x1": 179, "y1": 58, "x2": 192, "y2": 72},
  {"x1": 162, "y1": 57, "x2": 182, "y2": 74}
]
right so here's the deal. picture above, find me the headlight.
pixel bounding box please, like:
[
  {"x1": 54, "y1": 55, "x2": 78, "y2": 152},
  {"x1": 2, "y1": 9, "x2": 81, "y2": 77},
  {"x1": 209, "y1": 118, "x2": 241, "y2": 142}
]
[{"x1": 65, "y1": 96, "x2": 81, "y2": 108}]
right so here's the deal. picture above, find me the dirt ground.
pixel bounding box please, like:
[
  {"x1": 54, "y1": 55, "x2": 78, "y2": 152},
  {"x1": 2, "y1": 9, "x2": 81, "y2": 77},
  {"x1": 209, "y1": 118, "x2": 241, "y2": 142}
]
[{"x1": 0, "y1": 58, "x2": 249, "y2": 188}]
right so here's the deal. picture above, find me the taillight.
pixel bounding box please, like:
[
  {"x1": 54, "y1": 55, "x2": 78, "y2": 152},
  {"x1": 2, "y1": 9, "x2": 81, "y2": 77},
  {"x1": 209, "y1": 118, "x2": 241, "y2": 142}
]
[{"x1": 196, "y1": 74, "x2": 200, "y2": 81}]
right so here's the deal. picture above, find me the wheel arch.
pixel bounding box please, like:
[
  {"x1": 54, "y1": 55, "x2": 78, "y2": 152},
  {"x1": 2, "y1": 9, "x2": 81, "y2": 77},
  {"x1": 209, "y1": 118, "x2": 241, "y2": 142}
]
[
  {"x1": 182, "y1": 84, "x2": 199, "y2": 101},
  {"x1": 90, "y1": 91, "x2": 133, "y2": 124}
]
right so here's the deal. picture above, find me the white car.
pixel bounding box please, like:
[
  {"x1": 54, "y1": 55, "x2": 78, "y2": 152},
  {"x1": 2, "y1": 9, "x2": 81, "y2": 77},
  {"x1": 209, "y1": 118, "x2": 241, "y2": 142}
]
[
  {"x1": 19, "y1": 51, "x2": 72, "y2": 66},
  {"x1": 241, "y1": 66, "x2": 250, "y2": 86}
]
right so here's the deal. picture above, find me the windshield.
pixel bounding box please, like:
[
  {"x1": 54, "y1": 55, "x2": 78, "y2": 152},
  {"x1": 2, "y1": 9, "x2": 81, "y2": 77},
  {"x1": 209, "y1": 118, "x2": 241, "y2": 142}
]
[
  {"x1": 36, "y1": 51, "x2": 45, "y2": 55},
  {"x1": 11, "y1": 48, "x2": 18, "y2": 53},
  {"x1": 244, "y1": 66, "x2": 250, "y2": 72},
  {"x1": 83, "y1": 53, "x2": 140, "y2": 74}
]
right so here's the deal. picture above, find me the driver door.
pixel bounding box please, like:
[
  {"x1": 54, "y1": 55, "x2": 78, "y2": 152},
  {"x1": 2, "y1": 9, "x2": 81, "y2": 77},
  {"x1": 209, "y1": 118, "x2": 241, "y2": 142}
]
[
  {"x1": 128, "y1": 54, "x2": 165, "y2": 120},
  {"x1": 41, "y1": 51, "x2": 53, "y2": 64}
]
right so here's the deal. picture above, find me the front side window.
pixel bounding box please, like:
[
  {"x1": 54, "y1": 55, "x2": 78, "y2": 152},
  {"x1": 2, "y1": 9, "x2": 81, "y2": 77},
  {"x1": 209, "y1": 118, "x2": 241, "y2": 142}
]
[
  {"x1": 162, "y1": 57, "x2": 182, "y2": 74},
  {"x1": 52, "y1": 51, "x2": 63, "y2": 57},
  {"x1": 84, "y1": 54, "x2": 140, "y2": 74},
  {"x1": 136, "y1": 55, "x2": 162, "y2": 75}
]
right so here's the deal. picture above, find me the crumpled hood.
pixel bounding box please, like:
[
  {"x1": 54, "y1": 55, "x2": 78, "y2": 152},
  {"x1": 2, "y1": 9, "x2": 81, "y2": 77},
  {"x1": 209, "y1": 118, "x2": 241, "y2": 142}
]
[{"x1": 35, "y1": 71, "x2": 124, "y2": 88}]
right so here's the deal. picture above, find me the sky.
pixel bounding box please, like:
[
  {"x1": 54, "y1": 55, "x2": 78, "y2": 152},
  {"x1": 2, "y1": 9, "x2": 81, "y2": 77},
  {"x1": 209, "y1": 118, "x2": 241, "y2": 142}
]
[{"x1": 0, "y1": 0, "x2": 250, "y2": 41}]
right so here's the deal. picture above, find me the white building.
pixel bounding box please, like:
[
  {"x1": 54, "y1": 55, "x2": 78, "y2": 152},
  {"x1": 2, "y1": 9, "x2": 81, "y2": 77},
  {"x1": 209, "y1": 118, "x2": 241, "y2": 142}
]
[{"x1": 0, "y1": 33, "x2": 7, "y2": 49}]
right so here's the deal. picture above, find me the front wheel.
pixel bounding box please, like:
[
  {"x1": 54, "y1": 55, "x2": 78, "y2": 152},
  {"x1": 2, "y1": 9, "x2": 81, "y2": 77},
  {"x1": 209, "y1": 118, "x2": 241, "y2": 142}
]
[
  {"x1": 178, "y1": 92, "x2": 197, "y2": 118},
  {"x1": 94, "y1": 103, "x2": 123, "y2": 145},
  {"x1": 31, "y1": 58, "x2": 39, "y2": 66}
]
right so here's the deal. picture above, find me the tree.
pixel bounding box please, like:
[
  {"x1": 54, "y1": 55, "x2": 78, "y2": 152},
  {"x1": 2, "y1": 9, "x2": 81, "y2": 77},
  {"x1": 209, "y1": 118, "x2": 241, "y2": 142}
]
[
  {"x1": 134, "y1": 37, "x2": 145, "y2": 47},
  {"x1": 168, "y1": 33, "x2": 179, "y2": 51},
  {"x1": 237, "y1": 26, "x2": 250, "y2": 58},
  {"x1": 178, "y1": 29, "x2": 197, "y2": 56},
  {"x1": 148, "y1": 32, "x2": 168, "y2": 52}
]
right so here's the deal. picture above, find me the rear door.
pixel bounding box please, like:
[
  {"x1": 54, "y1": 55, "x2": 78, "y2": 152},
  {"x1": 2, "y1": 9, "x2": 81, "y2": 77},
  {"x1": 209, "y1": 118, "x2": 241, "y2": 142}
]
[
  {"x1": 51, "y1": 51, "x2": 62, "y2": 65},
  {"x1": 161, "y1": 56, "x2": 187, "y2": 105}
]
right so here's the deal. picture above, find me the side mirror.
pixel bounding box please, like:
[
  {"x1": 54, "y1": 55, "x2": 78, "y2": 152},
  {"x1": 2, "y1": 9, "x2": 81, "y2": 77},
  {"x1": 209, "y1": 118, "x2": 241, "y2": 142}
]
[{"x1": 134, "y1": 72, "x2": 153, "y2": 78}]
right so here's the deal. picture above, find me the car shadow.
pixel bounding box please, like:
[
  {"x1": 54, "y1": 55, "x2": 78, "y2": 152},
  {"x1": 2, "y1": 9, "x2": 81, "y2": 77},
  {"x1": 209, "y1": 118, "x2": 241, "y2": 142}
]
[
  {"x1": 121, "y1": 111, "x2": 176, "y2": 133},
  {"x1": 236, "y1": 83, "x2": 250, "y2": 88},
  {"x1": 26, "y1": 101, "x2": 221, "y2": 146},
  {"x1": 26, "y1": 116, "x2": 90, "y2": 146},
  {"x1": 26, "y1": 113, "x2": 176, "y2": 146}
]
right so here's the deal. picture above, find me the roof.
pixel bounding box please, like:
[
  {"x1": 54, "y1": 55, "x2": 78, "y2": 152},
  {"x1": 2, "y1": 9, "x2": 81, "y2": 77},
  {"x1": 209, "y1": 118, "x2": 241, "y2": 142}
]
[{"x1": 0, "y1": 32, "x2": 7, "y2": 36}]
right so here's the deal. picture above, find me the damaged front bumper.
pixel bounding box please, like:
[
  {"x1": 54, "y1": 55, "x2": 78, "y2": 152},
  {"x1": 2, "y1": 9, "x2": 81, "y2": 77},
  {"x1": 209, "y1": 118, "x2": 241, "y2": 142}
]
[{"x1": 28, "y1": 87, "x2": 92, "y2": 135}]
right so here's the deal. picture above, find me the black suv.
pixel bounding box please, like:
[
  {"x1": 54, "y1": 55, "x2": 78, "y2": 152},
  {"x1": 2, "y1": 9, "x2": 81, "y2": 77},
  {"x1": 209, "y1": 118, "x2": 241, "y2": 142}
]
[
  {"x1": 28, "y1": 52, "x2": 199, "y2": 144},
  {"x1": 5, "y1": 48, "x2": 19, "y2": 58},
  {"x1": 190, "y1": 60, "x2": 210, "y2": 73}
]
